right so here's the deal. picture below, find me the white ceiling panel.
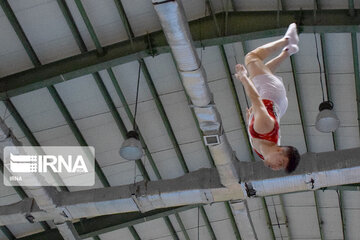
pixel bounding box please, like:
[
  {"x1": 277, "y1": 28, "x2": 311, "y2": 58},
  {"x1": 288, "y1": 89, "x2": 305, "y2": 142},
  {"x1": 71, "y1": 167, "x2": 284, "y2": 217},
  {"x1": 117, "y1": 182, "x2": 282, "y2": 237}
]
[
  {"x1": 210, "y1": 219, "x2": 237, "y2": 240},
  {"x1": 249, "y1": 205, "x2": 273, "y2": 239},
  {"x1": 160, "y1": 91, "x2": 200, "y2": 144},
  {"x1": 306, "y1": 126, "x2": 335, "y2": 152},
  {"x1": 132, "y1": 99, "x2": 174, "y2": 152},
  {"x1": 0, "y1": 102, "x2": 26, "y2": 139},
  {"x1": 112, "y1": 61, "x2": 153, "y2": 104},
  {"x1": 285, "y1": 206, "x2": 321, "y2": 239},
  {"x1": 74, "y1": 112, "x2": 124, "y2": 166},
  {"x1": 341, "y1": 191, "x2": 360, "y2": 208},
  {"x1": 335, "y1": 126, "x2": 360, "y2": 149},
  {"x1": 277, "y1": 72, "x2": 302, "y2": 124},
  {"x1": 179, "y1": 141, "x2": 212, "y2": 171},
  {"x1": 67, "y1": 176, "x2": 105, "y2": 192},
  {"x1": 186, "y1": 225, "x2": 212, "y2": 240},
  {"x1": 282, "y1": 191, "x2": 315, "y2": 206},
  {"x1": 77, "y1": 0, "x2": 128, "y2": 46},
  {"x1": 99, "y1": 228, "x2": 136, "y2": 240},
  {"x1": 121, "y1": 0, "x2": 161, "y2": 37},
  {"x1": 9, "y1": 0, "x2": 80, "y2": 64},
  {"x1": 178, "y1": 208, "x2": 205, "y2": 228},
  {"x1": 0, "y1": 48, "x2": 33, "y2": 78},
  {"x1": 234, "y1": 0, "x2": 277, "y2": 11},
  {"x1": 224, "y1": 42, "x2": 246, "y2": 67},
  {"x1": 295, "y1": 33, "x2": 324, "y2": 74},
  {"x1": 329, "y1": 73, "x2": 357, "y2": 125},
  {"x1": 209, "y1": 79, "x2": 242, "y2": 131},
  {"x1": 150, "y1": 149, "x2": 185, "y2": 179},
  {"x1": 324, "y1": 33, "x2": 353, "y2": 74},
  {"x1": 134, "y1": 218, "x2": 173, "y2": 240},
  {"x1": 320, "y1": 207, "x2": 344, "y2": 240},
  {"x1": 345, "y1": 209, "x2": 360, "y2": 240},
  {"x1": 177, "y1": 207, "x2": 213, "y2": 239},
  {"x1": 296, "y1": 73, "x2": 326, "y2": 125},
  {"x1": 317, "y1": 190, "x2": 340, "y2": 207},
  {"x1": 33, "y1": 125, "x2": 77, "y2": 146},
  {"x1": 144, "y1": 53, "x2": 183, "y2": 95},
  {"x1": 203, "y1": 202, "x2": 230, "y2": 221},
  {"x1": 0, "y1": 172, "x2": 16, "y2": 198},
  {"x1": 7, "y1": 222, "x2": 43, "y2": 238},
  {"x1": 226, "y1": 129, "x2": 253, "y2": 162},
  {"x1": 198, "y1": 46, "x2": 227, "y2": 82},
  {"x1": 0, "y1": 193, "x2": 21, "y2": 206},
  {"x1": 10, "y1": 88, "x2": 66, "y2": 132},
  {"x1": 280, "y1": 125, "x2": 307, "y2": 153},
  {"x1": 54, "y1": 75, "x2": 109, "y2": 119},
  {"x1": 0, "y1": 7, "x2": 33, "y2": 77},
  {"x1": 98, "y1": 70, "x2": 123, "y2": 108},
  {"x1": 101, "y1": 161, "x2": 144, "y2": 186},
  {"x1": 182, "y1": 0, "x2": 208, "y2": 21},
  {"x1": 265, "y1": 196, "x2": 286, "y2": 223}
]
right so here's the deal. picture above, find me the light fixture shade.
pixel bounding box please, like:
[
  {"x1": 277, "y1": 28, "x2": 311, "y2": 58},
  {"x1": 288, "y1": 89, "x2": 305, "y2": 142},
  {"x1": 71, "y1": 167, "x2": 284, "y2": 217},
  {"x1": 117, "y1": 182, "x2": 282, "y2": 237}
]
[
  {"x1": 119, "y1": 131, "x2": 143, "y2": 160},
  {"x1": 315, "y1": 101, "x2": 340, "y2": 133}
]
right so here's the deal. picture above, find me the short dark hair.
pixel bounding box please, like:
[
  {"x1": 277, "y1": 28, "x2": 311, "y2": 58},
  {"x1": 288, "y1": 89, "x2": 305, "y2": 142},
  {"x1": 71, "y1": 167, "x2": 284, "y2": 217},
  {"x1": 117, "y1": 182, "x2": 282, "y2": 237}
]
[{"x1": 281, "y1": 146, "x2": 300, "y2": 173}]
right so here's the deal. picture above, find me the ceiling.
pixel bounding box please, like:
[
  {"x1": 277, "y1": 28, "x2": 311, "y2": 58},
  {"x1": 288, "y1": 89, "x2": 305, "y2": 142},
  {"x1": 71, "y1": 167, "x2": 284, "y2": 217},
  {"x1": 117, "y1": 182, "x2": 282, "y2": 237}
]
[{"x1": 0, "y1": 0, "x2": 360, "y2": 240}]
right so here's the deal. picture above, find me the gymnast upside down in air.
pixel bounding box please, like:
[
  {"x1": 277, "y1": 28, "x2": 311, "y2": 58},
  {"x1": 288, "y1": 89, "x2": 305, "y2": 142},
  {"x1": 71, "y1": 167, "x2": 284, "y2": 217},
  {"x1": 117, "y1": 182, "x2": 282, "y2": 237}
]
[{"x1": 235, "y1": 23, "x2": 300, "y2": 173}]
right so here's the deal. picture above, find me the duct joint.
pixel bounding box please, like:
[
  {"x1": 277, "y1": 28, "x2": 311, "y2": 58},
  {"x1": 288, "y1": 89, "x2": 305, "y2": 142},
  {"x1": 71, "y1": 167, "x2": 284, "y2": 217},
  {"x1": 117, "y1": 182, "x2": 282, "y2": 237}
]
[{"x1": 244, "y1": 182, "x2": 257, "y2": 197}]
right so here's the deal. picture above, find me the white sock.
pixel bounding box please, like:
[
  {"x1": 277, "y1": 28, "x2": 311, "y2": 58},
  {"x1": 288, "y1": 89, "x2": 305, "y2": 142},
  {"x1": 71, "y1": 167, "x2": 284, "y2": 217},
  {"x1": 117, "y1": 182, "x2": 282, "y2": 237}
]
[
  {"x1": 283, "y1": 44, "x2": 299, "y2": 56},
  {"x1": 284, "y1": 23, "x2": 299, "y2": 46}
]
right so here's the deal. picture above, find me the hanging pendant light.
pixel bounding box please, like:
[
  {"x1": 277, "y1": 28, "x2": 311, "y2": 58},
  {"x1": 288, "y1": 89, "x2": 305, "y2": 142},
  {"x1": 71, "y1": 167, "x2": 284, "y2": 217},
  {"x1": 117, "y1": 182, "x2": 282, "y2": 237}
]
[
  {"x1": 315, "y1": 101, "x2": 340, "y2": 133},
  {"x1": 120, "y1": 62, "x2": 143, "y2": 160},
  {"x1": 313, "y1": 33, "x2": 340, "y2": 133}
]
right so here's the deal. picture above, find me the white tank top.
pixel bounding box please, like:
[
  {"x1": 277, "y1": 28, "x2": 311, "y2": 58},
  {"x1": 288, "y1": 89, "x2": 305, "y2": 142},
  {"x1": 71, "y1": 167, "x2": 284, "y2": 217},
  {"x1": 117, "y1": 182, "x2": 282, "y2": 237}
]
[{"x1": 252, "y1": 74, "x2": 288, "y2": 118}]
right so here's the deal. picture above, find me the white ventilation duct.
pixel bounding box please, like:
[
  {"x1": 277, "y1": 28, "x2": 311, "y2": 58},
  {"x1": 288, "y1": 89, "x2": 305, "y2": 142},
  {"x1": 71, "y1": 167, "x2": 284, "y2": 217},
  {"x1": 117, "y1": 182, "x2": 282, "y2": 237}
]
[
  {"x1": 230, "y1": 200, "x2": 258, "y2": 240},
  {"x1": 152, "y1": 0, "x2": 239, "y2": 187}
]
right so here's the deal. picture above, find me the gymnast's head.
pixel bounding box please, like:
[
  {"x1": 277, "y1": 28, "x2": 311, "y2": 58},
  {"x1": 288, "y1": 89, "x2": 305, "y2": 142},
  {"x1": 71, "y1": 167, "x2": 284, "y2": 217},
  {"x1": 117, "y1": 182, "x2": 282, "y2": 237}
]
[{"x1": 263, "y1": 146, "x2": 300, "y2": 173}]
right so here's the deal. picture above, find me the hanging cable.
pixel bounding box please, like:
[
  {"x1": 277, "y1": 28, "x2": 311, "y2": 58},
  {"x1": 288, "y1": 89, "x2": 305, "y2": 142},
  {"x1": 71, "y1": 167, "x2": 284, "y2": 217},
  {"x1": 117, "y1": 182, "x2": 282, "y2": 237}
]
[
  {"x1": 314, "y1": 33, "x2": 326, "y2": 102},
  {"x1": 133, "y1": 61, "x2": 142, "y2": 131}
]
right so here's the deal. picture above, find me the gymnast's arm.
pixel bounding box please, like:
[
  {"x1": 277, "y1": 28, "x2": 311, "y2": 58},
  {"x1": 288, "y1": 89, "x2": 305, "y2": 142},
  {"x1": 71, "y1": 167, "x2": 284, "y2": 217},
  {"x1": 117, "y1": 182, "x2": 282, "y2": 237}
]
[{"x1": 235, "y1": 66, "x2": 274, "y2": 131}]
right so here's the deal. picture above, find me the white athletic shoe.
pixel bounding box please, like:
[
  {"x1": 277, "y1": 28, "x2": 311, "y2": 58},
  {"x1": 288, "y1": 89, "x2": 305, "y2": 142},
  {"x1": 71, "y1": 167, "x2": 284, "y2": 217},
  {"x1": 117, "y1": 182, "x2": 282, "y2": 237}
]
[
  {"x1": 284, "y1": 23, "x2": 299, "y2": 45},
  {"x1": 283, "y1": 44, "x2": 299, "y2": 56}
]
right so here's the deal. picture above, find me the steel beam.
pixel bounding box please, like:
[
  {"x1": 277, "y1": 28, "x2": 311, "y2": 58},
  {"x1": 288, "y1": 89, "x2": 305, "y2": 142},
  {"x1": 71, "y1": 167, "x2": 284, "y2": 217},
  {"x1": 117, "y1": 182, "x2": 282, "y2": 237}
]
[
  {"x1": 1, "y1": 10, "x2": 360, "y2": 98},
  {"x1": 351, "y1": 33, "x2": 360, "y2": 141},
  {"x1": 48, "y1": 85, "x2": 110, "y2": 187},
  {"x1": 0, "y1": 0, "x2": 41, "y2": 66},
  {"x1": 17, "y1": 205, "x2": 201, "y2": 240},
  {"x1": 73, "y1": 0, "x2": 103, "y2": 54},
  {"x1": 0, "y1": 226, "x2": 15, "y2": 240}
]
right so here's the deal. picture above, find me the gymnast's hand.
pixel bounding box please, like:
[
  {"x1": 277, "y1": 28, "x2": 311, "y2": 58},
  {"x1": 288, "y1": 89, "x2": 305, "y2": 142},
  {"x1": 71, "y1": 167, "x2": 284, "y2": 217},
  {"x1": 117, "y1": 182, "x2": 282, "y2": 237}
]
[{"x1": 235, "y1": 64, "x2": 248, "y2": 82}]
